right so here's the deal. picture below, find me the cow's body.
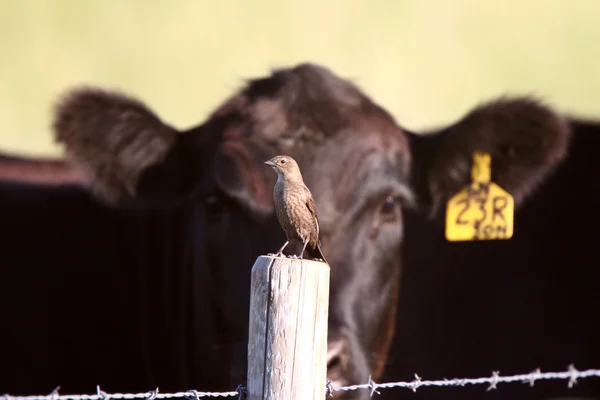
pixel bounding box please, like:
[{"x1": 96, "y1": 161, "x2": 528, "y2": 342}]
[{"x1": 0, "y1": 182, "x2": 231, "y2": 394}]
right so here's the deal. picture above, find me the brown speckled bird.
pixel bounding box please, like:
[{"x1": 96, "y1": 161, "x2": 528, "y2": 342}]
[{"x1": 264, "y1": 155, "x2": 328, "y2": 263}]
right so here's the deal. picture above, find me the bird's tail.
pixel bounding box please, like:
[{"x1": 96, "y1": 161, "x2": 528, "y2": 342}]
[{"x1": 314, "y1": 242, "x2": 329, "y2": 265}]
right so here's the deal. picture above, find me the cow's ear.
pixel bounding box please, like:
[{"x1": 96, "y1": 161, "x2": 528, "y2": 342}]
[
  {"x1": 213, "y1": 141, "x2": 274, "y2": 220},
  {"x1": 410, "y1": 97, "x2": 572, "y2": 216},
  {"x1": 53, "y1": 87, "x2": 198, "y2": 204}
]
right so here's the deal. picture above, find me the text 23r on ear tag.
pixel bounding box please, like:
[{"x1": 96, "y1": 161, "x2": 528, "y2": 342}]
[{"x1": 445, "y1": 152, "x2": 514, "y2": 242}]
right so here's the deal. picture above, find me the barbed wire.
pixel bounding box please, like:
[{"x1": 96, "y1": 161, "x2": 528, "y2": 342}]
[
  {"x1": 2, "y1": 365, "x2": 599, "y2": 400},
  {"x1": 0, "y1": 387, "x2": 241, "y2": 400},
  {"x1": 327, "y1": 365, "x2": 600, "y2": 396}
]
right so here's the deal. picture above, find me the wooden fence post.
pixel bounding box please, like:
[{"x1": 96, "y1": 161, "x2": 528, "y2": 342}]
[{"x1": 246, "y1": 255, "x2": 330, "y2": 400}]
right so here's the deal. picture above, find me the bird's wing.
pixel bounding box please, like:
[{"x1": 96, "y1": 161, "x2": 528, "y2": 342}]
[{"x1": 306, "y1": 195, "x2": 320, "y2": 238}]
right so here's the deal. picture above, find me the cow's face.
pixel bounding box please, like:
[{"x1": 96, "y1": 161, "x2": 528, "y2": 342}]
[
  {"x1": 52, "y1": 64, "x2": 413, "y2": 397},
  {"x1": 203, "y1": 126, "x2": 414, "y2": 393},
  {"x1": 190, "y1": 66, "x2": 415, "y2": 394}
]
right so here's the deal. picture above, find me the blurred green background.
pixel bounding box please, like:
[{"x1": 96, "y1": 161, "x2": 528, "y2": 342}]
[{"x1": 1, "y1": 0, "x2": 599, "y2": 157}]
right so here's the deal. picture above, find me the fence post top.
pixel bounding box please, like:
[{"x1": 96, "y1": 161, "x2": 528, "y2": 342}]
[{"x1": 255, "y1": 254, "x2": 330, "y2": 268}]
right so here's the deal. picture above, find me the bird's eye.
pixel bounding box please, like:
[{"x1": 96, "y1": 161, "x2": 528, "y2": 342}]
[
  {"x1": 280, "y1": 159, "x2": 286, "y2": 164},
  {"x1": 380, "y1": 195, "x2": 399, "y2": 223}
]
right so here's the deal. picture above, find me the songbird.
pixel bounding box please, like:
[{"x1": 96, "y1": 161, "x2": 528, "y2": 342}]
[{"x1": 264, "y1": 155, "x2": 328, "y2": 263}]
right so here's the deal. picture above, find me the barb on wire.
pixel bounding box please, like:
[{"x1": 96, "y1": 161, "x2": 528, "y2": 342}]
[{"x1": 2, "y1": 365, "x2": 600, "y2": 400}]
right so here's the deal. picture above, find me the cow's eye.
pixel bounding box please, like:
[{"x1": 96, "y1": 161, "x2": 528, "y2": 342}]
[
  {"x1": 205, "y1": 195, "x2": 224, "y2": 223},
  {"x1": 380, "y1": 195, "x2": 399, "y2": 222}
]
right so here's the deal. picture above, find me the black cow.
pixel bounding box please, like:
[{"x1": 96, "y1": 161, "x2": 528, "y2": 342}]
[
  {"x1": 0, "y1": 63, "x2": 413, "y2": 400},
  {"x1": 380, "y1": 105, "x2": 600, "y2": 399}
]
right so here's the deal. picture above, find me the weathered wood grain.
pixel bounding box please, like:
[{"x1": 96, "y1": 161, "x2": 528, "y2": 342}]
[{"x1": 247, "y1": 255, "x2": 330, "y2": 400}]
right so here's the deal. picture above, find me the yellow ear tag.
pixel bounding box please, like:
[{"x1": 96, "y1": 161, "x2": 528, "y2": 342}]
[{"x1": 445, "y1": 152, "x2": 514, "y2": 241}]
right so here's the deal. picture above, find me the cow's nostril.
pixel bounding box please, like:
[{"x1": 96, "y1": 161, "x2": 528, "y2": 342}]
[
  {"x1": 326, "y1": 338, "x2": 349, "y2": 389},
  {"x1": 327, "y1": 353, "x2": 342, "y2": 372}
]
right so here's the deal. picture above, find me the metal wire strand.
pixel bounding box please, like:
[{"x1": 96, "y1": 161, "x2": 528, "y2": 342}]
[{"x1": 2, "y1": 365, "x2": 600, "y2": 400}]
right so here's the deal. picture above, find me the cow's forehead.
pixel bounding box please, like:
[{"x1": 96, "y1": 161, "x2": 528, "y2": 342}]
[
  {"x1": 308, "y1": 122, "x2": 410, "y2": 180},
  {"x1": 299, "y1": 124, "x2": 412, "y2": 218},
  {"x1": 347, "y1": 122, "x2": 410, "y2": 162}
]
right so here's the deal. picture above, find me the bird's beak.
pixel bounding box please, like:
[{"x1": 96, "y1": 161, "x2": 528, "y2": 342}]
[{"x1": 264, "y1": 160, "x2": 276, "y2": 167}]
